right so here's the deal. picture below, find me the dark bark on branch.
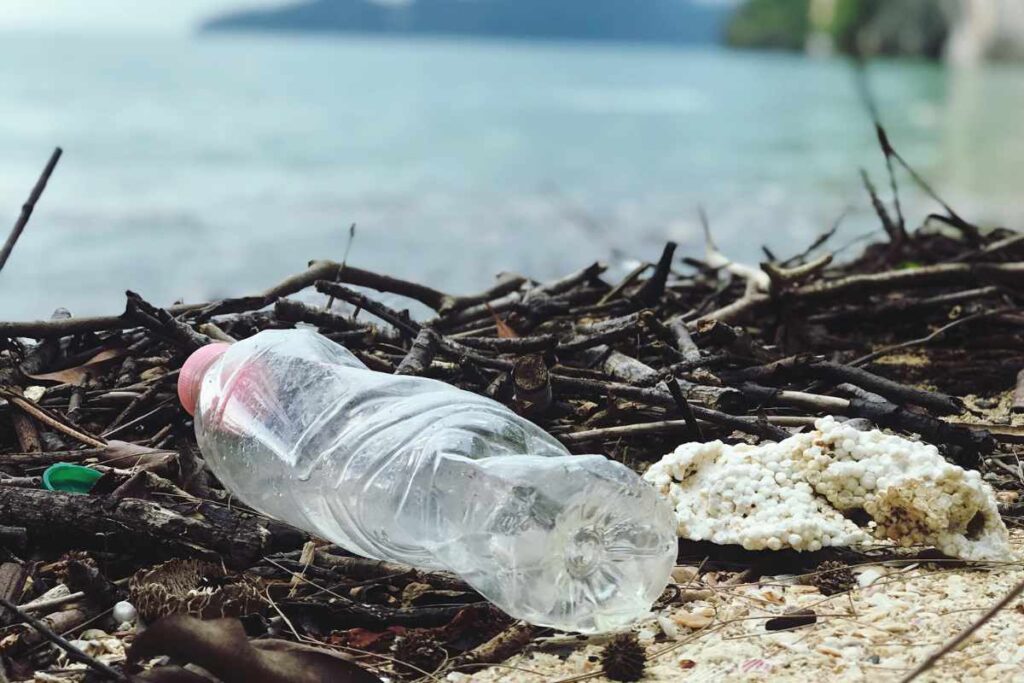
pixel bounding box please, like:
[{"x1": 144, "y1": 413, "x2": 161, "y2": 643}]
[
  {"x1": 0, "y1": 488, "x2": 303, "y2": 568},
  {"x1": 314, "y1": 281, "x2": 420, "y2": 338},
  {"x1": 309, "y1": 260, "x2": 454, "y2": 311},
  {"x1": 125, "y1": 291, "x2": 212, "y2": 351},
  {"x1": 835, "y1": 384, "x2": 992, "y2": 463},
  {"x1": 278, "y1": 597, "x2": 472, "y2": 630},
  {"x1": 455, "y1": 334, "x2": 557, "y2": 354},
  {"x1": 549, "y1": 374, "x2": 789, "y2": 441},
  {"x1": 728, "y1": 357, "x2": 963, "y2": 415},
  {"x1": 512, "y1": 354, "x2": 552, "y2": 414},
  {"x1": 632, "y1": 241, "x2": 676, "y2": 307},
  {"x1": 395, "y1": 327, "x2": 440, "y2": 376},
  {"x1": 273, "y1": 298, "x2": 367, "y2": 333}
]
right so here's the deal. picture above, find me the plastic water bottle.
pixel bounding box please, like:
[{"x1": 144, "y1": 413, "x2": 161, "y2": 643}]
[{"x1": 178, "y1": 328, "x2": 675, "y2": 632}]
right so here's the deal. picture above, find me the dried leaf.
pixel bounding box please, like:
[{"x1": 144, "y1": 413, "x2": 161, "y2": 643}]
[
  {"x1": 26, "y1": 348, "x2": 126, "y2": 384},
  {"x1": 333, "y1": 626, "x2": 406, "y2": 651},
  {"x1": 486, "y1": 304, "x2": 519, "y2": 338},
  {"x1": 100, "y1": 440, "x2": 178, "y2": 474},
  {"x1": 128, "y1": 615, "x2": 381, "y2": 683}
]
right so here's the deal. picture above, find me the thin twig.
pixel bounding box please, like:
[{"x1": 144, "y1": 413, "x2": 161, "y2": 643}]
[
  {"x1": 324, "y1": 222, "x2": 357, "y2": 310},
  {"x1": 0, "y1": 147, "x2": 62, "y2": 273},
  {"x1": 850, "y1": 307, "x2": 1015, "y2": 367}
]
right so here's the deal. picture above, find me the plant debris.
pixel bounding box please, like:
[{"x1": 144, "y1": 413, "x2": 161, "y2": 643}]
[
  {"x1": 809, "y1": 560, "x2": 857, "y2": 596},
  {"x1": 600, "y1": 632, "x2": 647, "y2": 681},
  {"x1": 0, "y1": 128, "x2": 1022, "y2": 681}
]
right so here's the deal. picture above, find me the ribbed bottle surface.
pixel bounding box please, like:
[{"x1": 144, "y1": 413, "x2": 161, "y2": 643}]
[{"x1": 193, "y1": 328, "x2": 676, "y2": 632}]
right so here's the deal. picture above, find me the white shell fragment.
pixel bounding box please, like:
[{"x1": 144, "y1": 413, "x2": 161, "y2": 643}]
[
  {"x1": 643, "y1": 416, "x2": 1012, "y2": 560},
  {"x1": 112, "y1": 600, "x2": 138, "y2": 625}
]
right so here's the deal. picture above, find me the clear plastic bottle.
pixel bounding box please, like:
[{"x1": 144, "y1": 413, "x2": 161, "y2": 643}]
[{"x1": 178, "y1": 328, "x2": 676, "y2": 632}]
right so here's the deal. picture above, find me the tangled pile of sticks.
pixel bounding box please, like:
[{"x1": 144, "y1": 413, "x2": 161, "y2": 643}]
[{"x1": 0, "y1": 133, "x2": 1022, "y2": 679}]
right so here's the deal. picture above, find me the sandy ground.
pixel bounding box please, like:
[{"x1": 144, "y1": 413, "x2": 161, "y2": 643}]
[{"x1": 460, "y1": 531, "x2": 1024, "y2": 683}]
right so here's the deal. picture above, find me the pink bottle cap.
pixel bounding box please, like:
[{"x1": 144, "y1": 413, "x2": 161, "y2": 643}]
[{"x1": 178, "y1": 343, "x2": 230, "y2": 416}]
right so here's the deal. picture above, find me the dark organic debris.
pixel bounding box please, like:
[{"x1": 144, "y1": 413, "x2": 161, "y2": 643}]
[
  {"x1": 600, "y1": 631, "x2": 647, "y2": 682},
  {"x1": 0, "y1": 128, "x2": 1022, "y2": 680},
  {"x1": 127, "y1": 615, "x2": 381, "y2": 682},
  {"x1": 391, "y1": 630, "x2": 447, "y2": 677},
  {"x1": 810, "y1": 560, "x2": 856, "y2": 597},
  {"x1": 765, "y1": 608, "x2": 818, "y2": 632}
]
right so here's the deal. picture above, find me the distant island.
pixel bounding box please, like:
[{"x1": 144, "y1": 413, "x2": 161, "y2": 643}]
[
  {"x1": 726, "y1": 0, "x2": 1024, "y2": 64},
  {"x1": 202, "y1": 0, "x2": 732, "y2": 46}
]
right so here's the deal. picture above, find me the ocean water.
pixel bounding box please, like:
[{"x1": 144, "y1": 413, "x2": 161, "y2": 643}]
[{"x1": 1, "y1": 32, "x2": 1023, "y2": 320}]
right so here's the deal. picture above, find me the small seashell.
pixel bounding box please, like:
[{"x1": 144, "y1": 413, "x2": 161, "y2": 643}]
[{"x1": 673, "y1": 610, "x2": 714, "y2": 629}]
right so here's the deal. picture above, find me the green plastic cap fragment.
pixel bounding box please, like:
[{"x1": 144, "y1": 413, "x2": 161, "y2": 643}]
[{"x1": 42, "y1": 463, "x2": 103, "y2": 494}]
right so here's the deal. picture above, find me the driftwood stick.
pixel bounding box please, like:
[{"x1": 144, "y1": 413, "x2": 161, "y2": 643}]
[
  {"x1": 395, "y1": 326, "x2": 440, "y2": 376},
  {"x1": 835, "y1": 384, "x2": 992, "y2": 459},
  {"x1": 558, "y1": 312, "x2": 641, "y2": 352},
  {"x1": 512, "y1": 354, "x2": 552, "y2": 414},
  {"x1": 0, "y1": 261, "x2": 441, "y2": 337},
  {"x1": 449, "y1": 620, "x2": 538, "y2": 671},
  {"x1": 125, "y1": 291, "x2": 212, "y2": 351},
  {"x1": 292, "y1": 550, "x2": 469, "y2": 592},
  {"x1": 562, "y1": 419, "x2": 699, "y2": 444},
  {"x1": 0, "y1": 388, "x2": 107, "y2": 448},
  {"x1": 584, "y1": 346, "x2": 743, "y2": 411},
  {"x1": 274, "y1": 298, "x2": 368, "y2": 333},
  {"x1": 438, "y1": 262, "x2": 606, "y2": 329},
  {"x1": 308, "y1": 260, "x2": 454, "y2": 311},
  {"x1": 665, "y1": 376, "x2": 702, "y2": 439},
  {"x1": 694, "y1": 264, "x2": 1022, "y2": 326},
  {"x1": 665, "y1": 314, "x2": 701, "y2": 361},
  {"x1": 315, "y1": 280, "x2": 420, "y2": 338},
  {"x1": 439, "y1": 273, "x2": 528, "y2": 314},
  {"x1": 549, "y1": 374, "x2": 789, "y2": 441},
  {"x1": 0, "y1": 147, "x2": 62, "y2": 273},
  {"x1": 787, "y1": 263, "x2": 1023, "y2": 305},
  {"x1": 456, "y1": 334, "x2": 557, "y2": 353},
  {"x1": 730, "y1": 357, "x2": 963, "y2": 415},
  {"x1": 598, "y1": 262, "x2": 650, "y2": 304},
  {"x1": 562, "y1": 415, "x2": 815, "y2": 444},
  {"x1": 632, "y1": 241, "x2": 676, "y2": 307},
  {"x1": 0, "y1": 487, "x2": 302, "y2": 568}
]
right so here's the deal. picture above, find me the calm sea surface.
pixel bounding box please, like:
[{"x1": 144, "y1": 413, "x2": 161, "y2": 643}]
[{"x1": 2, "y1": 32, "x2": 1023, "y2": 320}]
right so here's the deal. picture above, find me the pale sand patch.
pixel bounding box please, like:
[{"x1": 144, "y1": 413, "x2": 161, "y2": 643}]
[{"x1": 460, "y1": 531, "x2": 1024, "y2": 683}]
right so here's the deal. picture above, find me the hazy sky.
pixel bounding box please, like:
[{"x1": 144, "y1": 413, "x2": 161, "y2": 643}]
[{"x1": 0, "y1": 1, "x2": 290, "y2": 33}]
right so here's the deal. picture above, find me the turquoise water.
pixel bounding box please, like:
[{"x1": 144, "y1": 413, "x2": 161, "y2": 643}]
[{"x1": 1, "y1": 32, "x2": 1023, "y2": 320}]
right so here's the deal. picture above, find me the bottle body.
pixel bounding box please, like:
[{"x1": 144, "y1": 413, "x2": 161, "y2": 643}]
[{"x1": 192, "y1": 329, "x2": 675, "y2": 632}]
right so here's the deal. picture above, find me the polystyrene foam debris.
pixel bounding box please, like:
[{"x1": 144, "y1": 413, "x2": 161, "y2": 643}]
[{"x1": 643, "y1": 416, "x2": 1011, "y2": 560}]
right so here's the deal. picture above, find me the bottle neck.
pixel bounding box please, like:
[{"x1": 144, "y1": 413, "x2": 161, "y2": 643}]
[{"x1": 178, "y1": 343, "x2": 231, "y2": 416}]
